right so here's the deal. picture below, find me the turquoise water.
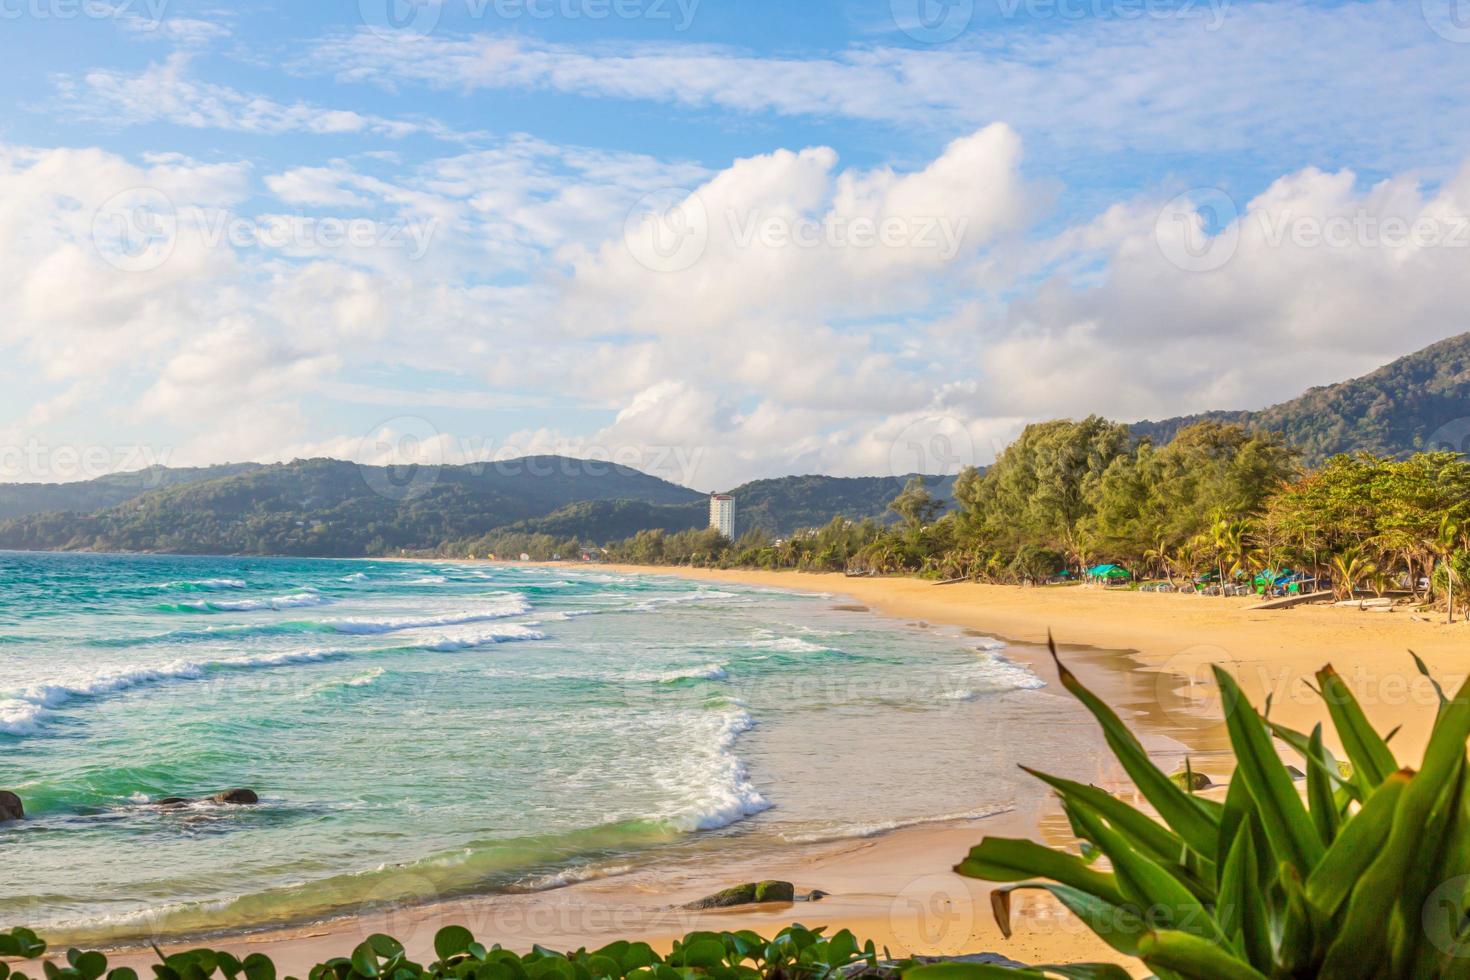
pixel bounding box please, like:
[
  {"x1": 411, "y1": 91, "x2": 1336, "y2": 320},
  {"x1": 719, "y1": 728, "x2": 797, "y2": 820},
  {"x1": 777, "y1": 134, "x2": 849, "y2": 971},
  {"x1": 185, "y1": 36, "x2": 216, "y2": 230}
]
[{"x1": 0, "y1": 552, "x2": 1075, "y2": 943}]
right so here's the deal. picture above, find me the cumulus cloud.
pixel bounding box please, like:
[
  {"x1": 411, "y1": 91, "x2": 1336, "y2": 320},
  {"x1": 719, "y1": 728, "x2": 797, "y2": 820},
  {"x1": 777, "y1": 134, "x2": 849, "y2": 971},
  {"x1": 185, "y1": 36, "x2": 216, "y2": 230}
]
[{"x1": 4, "y1": 122, "x2": 1470, "y2": 486}]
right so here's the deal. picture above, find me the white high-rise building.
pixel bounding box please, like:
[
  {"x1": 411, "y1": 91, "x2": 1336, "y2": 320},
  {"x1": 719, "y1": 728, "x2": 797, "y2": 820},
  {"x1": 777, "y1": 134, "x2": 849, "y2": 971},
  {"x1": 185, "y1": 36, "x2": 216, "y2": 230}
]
[{"x1": 709, "y1": 493, "x2": 735, "y2": 539}]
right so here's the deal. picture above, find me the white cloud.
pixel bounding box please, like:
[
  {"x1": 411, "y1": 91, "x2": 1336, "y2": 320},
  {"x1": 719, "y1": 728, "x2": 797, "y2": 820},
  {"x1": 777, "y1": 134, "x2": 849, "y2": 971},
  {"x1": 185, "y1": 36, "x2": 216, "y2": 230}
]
[
  {"x1": 4, "y1": 125, "x2": 1470, "y2": 485},
  {"x1": 55, "y1": 54, "x2": 469, "y2": 141},
  {"x1": 305, "y1": 2, "x2": 1470, "y2": 174}
]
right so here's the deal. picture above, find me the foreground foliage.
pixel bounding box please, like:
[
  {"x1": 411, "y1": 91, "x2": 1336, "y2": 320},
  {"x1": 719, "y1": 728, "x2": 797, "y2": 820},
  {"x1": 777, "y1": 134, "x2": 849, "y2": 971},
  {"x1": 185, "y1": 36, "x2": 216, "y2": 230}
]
[
  {"x1": 955, "y1": 637, "x2": 1470, "y2": 978},
  {"x1": 0, "y1": 924, "x2": 915, "y2": 980}
]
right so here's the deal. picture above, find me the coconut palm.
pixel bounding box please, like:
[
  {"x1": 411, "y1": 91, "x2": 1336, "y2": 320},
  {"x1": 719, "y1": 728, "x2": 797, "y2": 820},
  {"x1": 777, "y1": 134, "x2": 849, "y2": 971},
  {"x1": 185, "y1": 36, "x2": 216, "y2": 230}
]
[{"x1": 1330, "y1": 543, "x2": 1377, "y2": 600}]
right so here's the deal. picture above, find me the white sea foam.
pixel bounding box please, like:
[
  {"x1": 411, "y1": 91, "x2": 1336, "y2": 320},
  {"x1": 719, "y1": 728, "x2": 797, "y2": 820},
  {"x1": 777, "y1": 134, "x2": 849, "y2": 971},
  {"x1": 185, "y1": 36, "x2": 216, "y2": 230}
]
[
  {"x1": 157, "y1": 578, "x2": 246, "y2": 591},
  {"x1": 340, "y1": 572, "x2": 368, "y2": 582},
  {"x1": 409, "y1": 575, "x2": 448, "y2": 585},
  {"x1": 329, "y1": 596, "x2": 532, "y2": 634},
  {"x1": 180, "y1": 592, "x2": 328, "y2": 612},
  {"x1": 417, "y1": 624, "x2": 545, "y2": 650},
  {"x1": 968, "y1": 651, "x2": 1046, "y2": 693},
  {"x1": 511, "y1": 863, "x2": 634, "y2": 893},
  {"x1": 778, "y1": 804, "x2": 1014, "y2": 844},
  {"x1": 656, "y1": 708, "x2": 771, "y2": 832},
  {"x1": 972, "y1": 636, "x2": 1007, "y2": 651},
  {"x1": 624, "y1": 663, "x2": 730, "y2": 683},
  {"x1": 0, "y1": 648, "x2": 344, "y2": 736},
  {"x1": 743, "y1": 635, "x2": 830, "y2": 654},
  {"x1": 626, "y1": 590, "x2": 738, "y2": 612}
]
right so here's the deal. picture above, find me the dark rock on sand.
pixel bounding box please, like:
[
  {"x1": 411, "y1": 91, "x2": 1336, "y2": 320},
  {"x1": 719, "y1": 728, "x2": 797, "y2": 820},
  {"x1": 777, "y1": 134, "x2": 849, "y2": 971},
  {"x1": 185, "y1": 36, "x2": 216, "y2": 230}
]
[
  {"x1": 155, "y1": 797, "x2": 196, "y2": 809},
  {"x1": 845, "y1": 953, "x2": 1028, "y2": 978},
  {"x1": 212, "y1": 789, "x2": 260, "y2": 804},
  {"x1": 831, "y1": 604, "x2": 869, "y2": 612},
  {"x1": 685, "y1": 880, "x2": 796, "y2": 909},
  {"x1": 1171, "y1": 770, "x2": 1213, "y2": 791},
  {"x1": 803, "y1": 889, "x2": 829, "y2": 902},
  {"x1": 0, "y1": 791, "x2": 23, "y2": 822}
]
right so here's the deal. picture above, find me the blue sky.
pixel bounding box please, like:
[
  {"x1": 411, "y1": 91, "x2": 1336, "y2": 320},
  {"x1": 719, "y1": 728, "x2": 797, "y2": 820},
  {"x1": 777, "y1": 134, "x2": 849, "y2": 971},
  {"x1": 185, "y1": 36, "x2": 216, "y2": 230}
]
[{"x1": 4, "y1": 0, "x2": 1470, "y2": 489}]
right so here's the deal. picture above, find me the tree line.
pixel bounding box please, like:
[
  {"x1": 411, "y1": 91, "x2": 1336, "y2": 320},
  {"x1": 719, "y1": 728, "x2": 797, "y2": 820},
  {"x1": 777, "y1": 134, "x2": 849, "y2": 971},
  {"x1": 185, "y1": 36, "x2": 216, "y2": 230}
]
[{"x1": 592, "y1": 419, "x2": 1470, "y2": 614}]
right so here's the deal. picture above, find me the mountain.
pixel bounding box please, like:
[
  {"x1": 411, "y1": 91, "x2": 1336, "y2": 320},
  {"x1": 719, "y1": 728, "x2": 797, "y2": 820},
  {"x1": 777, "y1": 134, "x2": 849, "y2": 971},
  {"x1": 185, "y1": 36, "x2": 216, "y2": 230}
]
[
  {"x1": 488, "y1": 472, "x2": 960, "y2": 544},
  {"x1": 0, "y1": 457, "x2": 703, "y2": 557},
  {"x1": 0, "y1": 463, "x2": 262, "y2": 520},
  {"x1": 0, "y1": 457, "x2": 952, "y2": 557},
  {"x1": 729, "y1": 473, "x2": 958, "y2": 538},
  {"x1": 1130, "y1": 332, "x2": 1470, "y2": 464}
]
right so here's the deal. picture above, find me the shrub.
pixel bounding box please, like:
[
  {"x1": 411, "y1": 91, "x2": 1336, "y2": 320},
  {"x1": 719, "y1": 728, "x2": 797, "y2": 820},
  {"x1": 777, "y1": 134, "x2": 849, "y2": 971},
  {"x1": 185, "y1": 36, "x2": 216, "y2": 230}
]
[{"x1": 954, "y1": 636, "x2": 1470, "y2": 978}]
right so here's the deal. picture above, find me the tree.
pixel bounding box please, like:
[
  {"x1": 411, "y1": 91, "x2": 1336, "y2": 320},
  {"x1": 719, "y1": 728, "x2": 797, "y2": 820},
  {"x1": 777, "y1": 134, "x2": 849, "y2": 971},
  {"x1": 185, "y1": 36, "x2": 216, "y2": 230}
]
[{"x1": 888, "y1": 476, "x2": 942, "y2": 531}]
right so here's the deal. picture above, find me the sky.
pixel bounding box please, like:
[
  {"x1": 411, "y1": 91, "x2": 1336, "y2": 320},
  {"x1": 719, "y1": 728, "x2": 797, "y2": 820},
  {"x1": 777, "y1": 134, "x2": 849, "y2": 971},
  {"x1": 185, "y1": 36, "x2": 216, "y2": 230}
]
[{"x1": 3, "y1": 0, "x2": 1470, "y2": 491}]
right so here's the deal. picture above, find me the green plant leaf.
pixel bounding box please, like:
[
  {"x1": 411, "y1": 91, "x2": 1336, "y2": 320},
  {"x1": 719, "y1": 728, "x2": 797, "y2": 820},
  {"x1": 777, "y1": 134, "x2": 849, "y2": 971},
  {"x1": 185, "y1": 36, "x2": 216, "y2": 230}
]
[
  {"x1": 956, "y1": 837, "x2": 1125, "y2": 907},
  {"x1": 1062, "y1": 801, "x2": 1226, "y2": 947},
  {"x1": 1305, "y1": 724, "x2": 1339, "y2": 846},
  {"x1": 1215, "y1": 666, "x2": 1324, "y2": 875},
  {"x1": 1137, "y1": 931, "x2": 1269, "y2": 980},
  {"x1": 1215, "y1": 816, "x2": 1271, "y2": 970},
  {"x1": 434, "y1": 929, "x2": 475, "y2": 963},
  {"x1": 1321, "y1": 672, "x2": 1470, "y2": 978},
  {"x1": 1317, "y1": 665, "x2": 1397, "y2": 793},
  {"x1": 1305, "y1": 770, "x2": 1409, "y2": 917},
  {"x1": 1047, "y1": 638, "x2": 1219, "y2": 859}
]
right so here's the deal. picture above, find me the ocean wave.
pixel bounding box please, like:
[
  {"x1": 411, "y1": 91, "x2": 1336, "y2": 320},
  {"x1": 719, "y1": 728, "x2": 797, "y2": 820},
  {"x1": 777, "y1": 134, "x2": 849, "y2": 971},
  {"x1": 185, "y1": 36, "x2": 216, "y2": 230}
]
[
  {"x1": 155, "y1": 578, "x2": 247, "y2": 591},
  {"x1": 161, "y1": 592, "x2": 328, "y2": 613},
  {"x1": 340, "y1": 572, "x2": 368, "y2": 582},
  {"x1": 0, "y1": 649, "x2": 345, "y2": 737},
  {"x1": 624, "y1": 663, "x2": 730, "y2": 684},
  {"x1": 408, "y1": 576, "x2": 448, "y2": 585},
  {"x1": 778, "y1": 804, "x2": 1014, "y2": 845},
  {"x1": 968, "y1": 651, "x2": 1046, "y2": 693},
  {"x1": 417, "y1": 624, "x2": 545, "y2": 650},
  {"x1": 742, "y1": 635, "x2": 832, "y2": 655},
  {"x1": 972, "y1": 636, "x2": 1007, "y2": 651},
  {"x1": 507, "y1": 862, "x2": 634, "y2": 893},
  {"x1": 328, "y1": 596, "x2": 531, "y2": 634},
  {"x1": 627, "y1": 590, "x2": 738, "y2": 612},
  {"x1": 656, "y1": 708, "x2": 770, "y2": 832}
]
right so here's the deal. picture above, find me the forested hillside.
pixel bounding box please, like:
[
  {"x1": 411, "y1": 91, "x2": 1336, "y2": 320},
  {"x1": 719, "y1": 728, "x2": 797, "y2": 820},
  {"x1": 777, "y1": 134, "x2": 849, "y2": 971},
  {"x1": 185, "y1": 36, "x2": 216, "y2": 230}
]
[{"x1": 1131, "y1": 332, "x2": 1470, "y2": 463}]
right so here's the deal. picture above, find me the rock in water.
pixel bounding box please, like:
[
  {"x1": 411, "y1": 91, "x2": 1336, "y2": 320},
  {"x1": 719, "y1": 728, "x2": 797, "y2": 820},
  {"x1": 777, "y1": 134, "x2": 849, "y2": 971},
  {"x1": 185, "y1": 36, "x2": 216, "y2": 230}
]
[
  {"x1": 685, "y1": 880, "x2": 797, "y2": 909},
  {"x1": 212, "y1": 789, "x2": 260, "y2": 805},
  {"x1": 0, "y1": 791, "x2": 23, "y2": 822}
]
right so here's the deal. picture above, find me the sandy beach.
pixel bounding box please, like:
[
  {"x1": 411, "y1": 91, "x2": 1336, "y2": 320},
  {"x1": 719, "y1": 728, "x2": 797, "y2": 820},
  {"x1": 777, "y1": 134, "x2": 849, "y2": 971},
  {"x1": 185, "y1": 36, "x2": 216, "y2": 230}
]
[{"x1": 74, "y1": 565, "x2": 1464, "y2": 977}]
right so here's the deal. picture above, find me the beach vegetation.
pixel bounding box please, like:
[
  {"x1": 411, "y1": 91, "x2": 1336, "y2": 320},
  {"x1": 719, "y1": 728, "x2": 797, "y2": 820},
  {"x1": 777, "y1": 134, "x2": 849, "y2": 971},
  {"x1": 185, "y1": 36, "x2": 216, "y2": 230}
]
[{"x1": 953, "y1": 636, "x2": 1470, "y2": 978}]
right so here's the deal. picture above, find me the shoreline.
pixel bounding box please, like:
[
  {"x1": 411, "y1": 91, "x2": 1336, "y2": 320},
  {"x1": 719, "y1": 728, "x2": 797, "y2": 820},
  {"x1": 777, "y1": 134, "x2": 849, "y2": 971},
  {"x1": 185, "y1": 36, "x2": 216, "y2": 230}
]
[{"x1": 40, "y1": 560, "x2": 1460, "y2": 975}]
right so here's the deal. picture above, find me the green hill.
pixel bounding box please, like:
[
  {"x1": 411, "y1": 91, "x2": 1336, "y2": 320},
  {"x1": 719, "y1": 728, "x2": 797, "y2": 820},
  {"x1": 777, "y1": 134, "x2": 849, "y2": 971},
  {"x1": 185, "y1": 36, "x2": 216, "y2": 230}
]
[
  {"x1": 1130, "y1": 332, "x2": 1470, "y2": 464},
  {"x1": 0, "y1": 463, "x2": 262, "y2": 520},
  {"x1": 0, "y1": 457, "x2": 703, "y2": 556},
  {"x1": 0, "y1": 457, "x2": 956, "y2": 557}
]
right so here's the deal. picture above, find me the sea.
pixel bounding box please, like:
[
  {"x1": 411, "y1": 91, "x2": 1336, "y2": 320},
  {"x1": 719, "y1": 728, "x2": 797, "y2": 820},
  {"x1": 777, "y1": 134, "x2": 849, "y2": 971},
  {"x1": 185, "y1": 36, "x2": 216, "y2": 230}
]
[{"x1": 0, "y1": 551, "x2": 1113, "y2": 944}]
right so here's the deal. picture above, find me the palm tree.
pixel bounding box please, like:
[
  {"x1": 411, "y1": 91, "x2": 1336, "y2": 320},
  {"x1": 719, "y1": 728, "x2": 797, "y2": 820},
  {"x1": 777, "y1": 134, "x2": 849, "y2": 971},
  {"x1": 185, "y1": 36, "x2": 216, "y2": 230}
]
[
  {"x1": 1330, "y1": 544, "x2": 1377, "y2": 601},
  {"x1": 1143, "y1": 537, "x2": 1177, "y2": 586},
  {"x1": 1434, "y1": 515, "x2": 1461, "y2": 624}
]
